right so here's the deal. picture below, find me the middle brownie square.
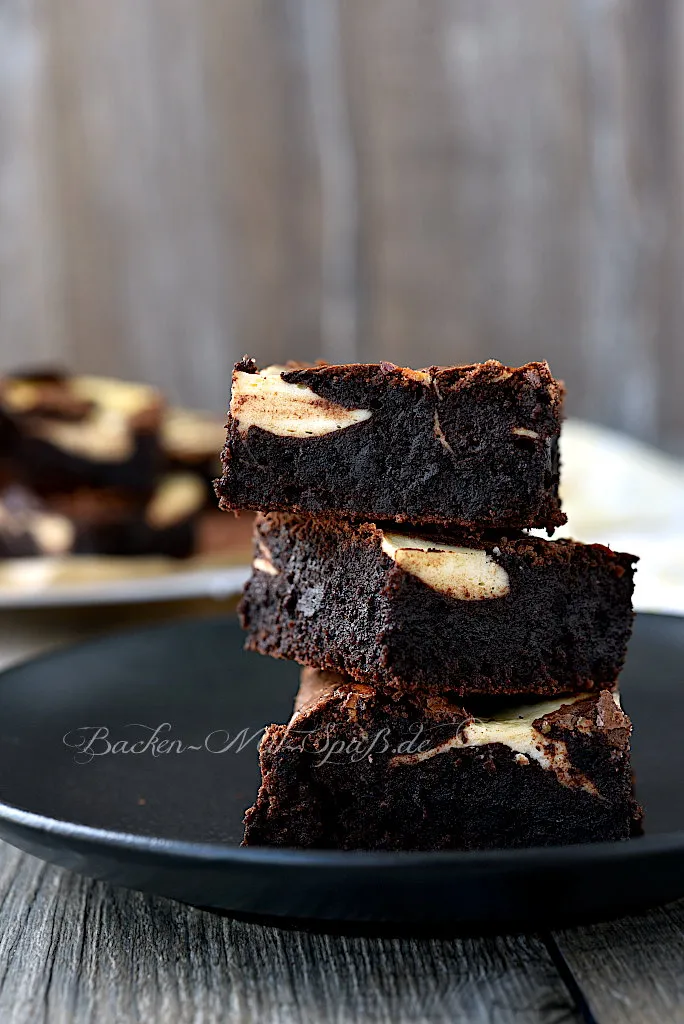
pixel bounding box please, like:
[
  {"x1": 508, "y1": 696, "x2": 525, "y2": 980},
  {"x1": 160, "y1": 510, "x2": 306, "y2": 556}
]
[{"x1": 240, "y1": 512, "x2": 637, "y2": 697}]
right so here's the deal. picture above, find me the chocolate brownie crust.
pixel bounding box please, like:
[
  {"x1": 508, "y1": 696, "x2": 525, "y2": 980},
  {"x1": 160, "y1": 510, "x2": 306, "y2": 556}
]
[
  {"x1": 239, "y1": 513, "x2": 637, "y2": 696},
  {"x1": 243, "y1": 671, "x2": 641, "y2": 850},
  {"x1": 217, "y1": 357, "x2": 565, "y2": 531}
]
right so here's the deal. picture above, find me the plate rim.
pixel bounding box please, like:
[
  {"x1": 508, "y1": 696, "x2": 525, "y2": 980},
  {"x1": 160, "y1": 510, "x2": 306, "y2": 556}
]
[
  {"x1": 0, "y1": 563, "x2": 250, "y2": 608},
  {"x1": 0, "y1": 795, "x2": 683, "y2": 871}
]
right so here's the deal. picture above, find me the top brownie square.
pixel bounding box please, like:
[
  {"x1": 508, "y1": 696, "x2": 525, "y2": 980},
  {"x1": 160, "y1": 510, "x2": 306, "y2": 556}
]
[{"x1": 216, "y1": 357, "x2": 565, "y2": 531}]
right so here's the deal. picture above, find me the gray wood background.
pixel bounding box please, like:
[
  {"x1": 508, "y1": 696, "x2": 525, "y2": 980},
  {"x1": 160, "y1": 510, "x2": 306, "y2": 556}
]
[
  {"x1": 4, "y1": 840, "x2": 684, "y2": 1023},
  {"x1": 1, "y1": 0, "x2": 682, "y2": 453}
]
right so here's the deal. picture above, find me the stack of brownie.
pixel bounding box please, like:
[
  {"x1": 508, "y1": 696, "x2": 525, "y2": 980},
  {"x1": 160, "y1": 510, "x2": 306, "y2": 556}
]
[
  {"x1": 0, "y1": 369, "x2": 224, "y2": 559},
  {"x1": 217, "y1": 357, "x2": 641, "y2": 851}
]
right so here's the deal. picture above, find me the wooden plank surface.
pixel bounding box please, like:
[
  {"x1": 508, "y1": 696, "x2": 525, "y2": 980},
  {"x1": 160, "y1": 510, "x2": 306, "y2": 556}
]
[
  {"x1": 554, "y1": 901, "x2": 684, "y2": 1023},
  {"x1": 0, "y1": 843, "x2": 579, "y2": 1024},
  {"x1": 0, "y1": 0, "x2": 683, "y2": 452}
]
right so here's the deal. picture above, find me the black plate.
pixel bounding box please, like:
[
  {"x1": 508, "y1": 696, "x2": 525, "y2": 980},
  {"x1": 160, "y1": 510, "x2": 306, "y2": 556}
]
[{"x1": 0, "y1": 613, "x2": 682, "y2": 930}]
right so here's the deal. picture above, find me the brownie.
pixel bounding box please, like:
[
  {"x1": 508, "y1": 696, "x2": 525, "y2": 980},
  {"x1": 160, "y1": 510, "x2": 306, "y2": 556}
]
[
  {"x1": 216, "y1": 357, "x2": 565, "y2": 531},
  {"x1": 240, "y1": 513, "x2": 637, "y2": 696},
  {"x1": 0, "y1": 407, "x2": 21, "y2": 491},
  {"x1": 0, "y1": 369, "x2": 164, "y2": 495},
  {"x1": 161, "y1": 407, "x2": 225, "y2": 504},
  {"x1": 65, "y1": 473, "x2": 206, "y2": 558},
  {"x1": 0, "y1": 486, "x2": 76, "y2": 558},
  {"x1": 243, "y1": 668, "x2": 642, "y2": 850},
  {"x1": 0, "y1": 474, "x2": 206, "y2": 559}
]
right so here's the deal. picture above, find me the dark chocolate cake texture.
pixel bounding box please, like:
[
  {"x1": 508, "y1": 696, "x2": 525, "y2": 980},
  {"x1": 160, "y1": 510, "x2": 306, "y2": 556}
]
[
  {"x1": 240, "y1": 512, "x2": 637, "y2": 697},
  {"x1": 0, "y1": 370, "x2": 163, "y2": 496},
  {"x1": 213, "y1": 355, "x2": 641, "y2": 851},
  {"x1": 243, "y1": 668, "x2": 641, "y2": 851},
  {"x1": 217, "y1": 357, "x2": 565, "y2": 531},
  {"x1": 0, "y1": 368, "x2": 229, "y2": 560},
  {"x1": 0, "y1": 475, "x2": 206, "y2": 560}
]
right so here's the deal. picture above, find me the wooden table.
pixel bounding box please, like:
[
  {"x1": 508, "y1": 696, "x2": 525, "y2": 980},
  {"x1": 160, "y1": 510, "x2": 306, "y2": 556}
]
[{"x1": 0, "y1": 601, "x2": 683, "y2": 1023}]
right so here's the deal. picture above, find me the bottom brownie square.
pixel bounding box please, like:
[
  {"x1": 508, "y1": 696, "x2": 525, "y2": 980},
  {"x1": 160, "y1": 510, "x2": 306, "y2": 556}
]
[{"x1": 243, "y1": 668, "x2": 642, "y2": 851}]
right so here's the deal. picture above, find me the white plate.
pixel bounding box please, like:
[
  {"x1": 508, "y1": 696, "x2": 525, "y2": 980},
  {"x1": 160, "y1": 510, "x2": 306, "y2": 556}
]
[{"x1": 0, "y1": 556, "x2": 251, "y2": 608}]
